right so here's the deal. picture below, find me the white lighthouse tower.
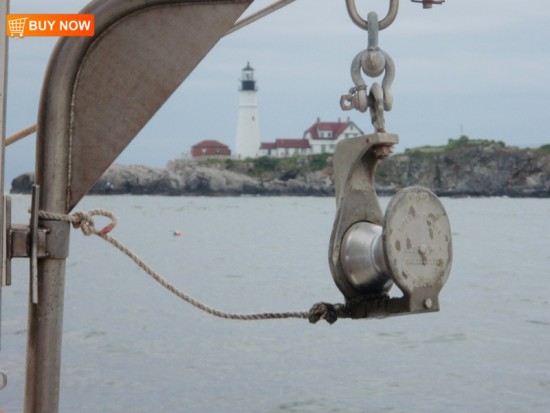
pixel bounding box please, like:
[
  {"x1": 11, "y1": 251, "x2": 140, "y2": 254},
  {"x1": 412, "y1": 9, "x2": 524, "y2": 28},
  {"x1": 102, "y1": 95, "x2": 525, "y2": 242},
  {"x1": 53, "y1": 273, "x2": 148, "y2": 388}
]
[{"x1": 234, "y1": 62, "x2": 260, "y2": 158}]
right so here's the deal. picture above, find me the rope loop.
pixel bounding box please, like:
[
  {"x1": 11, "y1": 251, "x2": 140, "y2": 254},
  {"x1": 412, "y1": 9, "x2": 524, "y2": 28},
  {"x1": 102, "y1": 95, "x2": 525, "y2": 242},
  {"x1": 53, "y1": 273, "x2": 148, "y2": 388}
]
[
  {"x1": 38, "y1": 209, "x2": 117, "y2": 236},
  {"x1": 70, "y1": 210, "x2": 117, "y2": 236}
]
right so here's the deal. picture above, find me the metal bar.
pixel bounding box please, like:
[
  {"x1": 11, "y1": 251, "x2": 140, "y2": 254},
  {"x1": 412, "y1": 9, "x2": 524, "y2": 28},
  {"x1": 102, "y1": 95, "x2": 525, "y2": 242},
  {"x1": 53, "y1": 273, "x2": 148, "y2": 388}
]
[
  {"x1": 0, "y1": 0, "x2": 9, "y2": 351},
  {"x1": 4, "y1": 197, "x2": 11, "y2": 287},
  {"x1": 30, "y1": 185, "x2": 40, "y2": 304},
  {"x1": 227, "y1": 0, "x2": 295, "y2": 35}
]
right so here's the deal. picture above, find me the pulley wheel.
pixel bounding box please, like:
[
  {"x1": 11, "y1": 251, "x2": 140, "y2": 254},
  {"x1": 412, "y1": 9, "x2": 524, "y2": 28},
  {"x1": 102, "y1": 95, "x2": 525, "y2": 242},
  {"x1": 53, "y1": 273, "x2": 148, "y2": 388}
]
[{"x1": 383, "y1": 186, "x2": 452, "y2": 296}]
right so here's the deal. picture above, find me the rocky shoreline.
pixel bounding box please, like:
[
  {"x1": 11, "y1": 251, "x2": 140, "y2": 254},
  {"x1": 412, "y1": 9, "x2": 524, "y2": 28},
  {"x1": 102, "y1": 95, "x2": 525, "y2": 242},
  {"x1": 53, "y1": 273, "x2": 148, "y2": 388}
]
[{"x1": 10, "y1": 139, "x2": 550, "y2": 197}]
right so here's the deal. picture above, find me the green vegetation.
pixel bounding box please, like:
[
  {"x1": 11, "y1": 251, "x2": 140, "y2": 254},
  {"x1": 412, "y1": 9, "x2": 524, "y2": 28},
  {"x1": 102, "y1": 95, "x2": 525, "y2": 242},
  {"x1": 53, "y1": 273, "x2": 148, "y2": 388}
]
[
  {"x1": 252, "y1": 156, "x2": 280, "y2": 174},
  {"x1": 404, "y1": 135, "x2": 506, "y2": 158},
  {"x1": 535, "y1": 144, "x2": 550, "y2": 155},
  {"x1": 249, "y1": 153, "x2": 332, "y2": 178},
  {"x1": 191, "y1": 136, "x2": 550, "y2": 181},
  {"x1": 197, "y1": 153, "x2": 332, "y2": 179}
]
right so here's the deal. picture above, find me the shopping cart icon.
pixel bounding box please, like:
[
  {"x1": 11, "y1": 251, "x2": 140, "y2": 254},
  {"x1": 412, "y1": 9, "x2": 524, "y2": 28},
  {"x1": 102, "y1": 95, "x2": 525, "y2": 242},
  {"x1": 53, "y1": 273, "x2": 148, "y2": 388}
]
[{"x1": 8, "y1": 17, "x2": 28, "y2": 38}]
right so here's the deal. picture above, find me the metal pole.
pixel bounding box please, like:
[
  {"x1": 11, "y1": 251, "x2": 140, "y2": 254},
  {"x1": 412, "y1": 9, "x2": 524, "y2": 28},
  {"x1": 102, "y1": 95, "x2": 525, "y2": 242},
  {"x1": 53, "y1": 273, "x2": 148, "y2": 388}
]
[
  {"x1": 23, "y1": 141, "x2": 71, "y2": 413},
  {"x1": 0, "y1": 0, "x2": 9, "y2": 347},
  {"x1": 23, "y1": 87, "x2": 71, "y2": 413},
  {"x1": 23, "y1": 15, "x2": 72, "y2": 413}
]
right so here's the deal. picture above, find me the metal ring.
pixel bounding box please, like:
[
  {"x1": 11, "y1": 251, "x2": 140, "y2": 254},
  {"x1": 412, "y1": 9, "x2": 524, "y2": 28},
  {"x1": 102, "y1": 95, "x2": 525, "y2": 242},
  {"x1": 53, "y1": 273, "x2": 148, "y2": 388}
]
[{"x1": 345, "y1": 0, "x2": 399, "y2": 31}]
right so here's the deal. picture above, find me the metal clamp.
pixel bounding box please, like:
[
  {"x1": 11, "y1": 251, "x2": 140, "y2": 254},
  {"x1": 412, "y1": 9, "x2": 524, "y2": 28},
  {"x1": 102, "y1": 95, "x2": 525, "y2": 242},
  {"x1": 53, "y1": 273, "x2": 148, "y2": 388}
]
[
  {"x1": 328, "y1": 134, "x2": 453, "y2": 318},
  {"x1": 3, "y1": 185, "x2": 70, "y2": 304}
]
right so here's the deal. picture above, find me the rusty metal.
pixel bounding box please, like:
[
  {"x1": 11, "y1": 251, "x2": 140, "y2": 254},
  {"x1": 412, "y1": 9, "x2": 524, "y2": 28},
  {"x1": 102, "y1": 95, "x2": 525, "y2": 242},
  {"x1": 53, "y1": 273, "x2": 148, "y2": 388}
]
[
  {"x1": 411, "y1": 0, "x2": 445, "y2": 9},
  {"x1": 329, "y1": 133, "x2": 399, "y2": 299},
  {"x1": 328, "y1": 133, "x2": 453, "y2": 318}
]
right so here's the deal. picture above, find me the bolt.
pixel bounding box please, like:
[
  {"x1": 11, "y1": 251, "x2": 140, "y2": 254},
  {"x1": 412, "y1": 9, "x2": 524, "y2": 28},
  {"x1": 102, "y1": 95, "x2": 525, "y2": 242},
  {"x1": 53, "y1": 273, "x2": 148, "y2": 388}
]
[
  {"x1": 373, "y1": 144, "x2": 393, "y2": 159},
  {"x1": 424, "y1": 298, "x2": 433, "y2": 309}
]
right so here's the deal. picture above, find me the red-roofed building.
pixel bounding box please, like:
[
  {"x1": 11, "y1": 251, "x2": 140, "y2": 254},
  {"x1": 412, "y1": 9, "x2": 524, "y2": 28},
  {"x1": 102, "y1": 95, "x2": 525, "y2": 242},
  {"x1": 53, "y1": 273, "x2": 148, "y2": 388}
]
[
  {"x1": 259, "y1": 138, "x2": 310, "y2": 157},
  {"x1": 259, "y1": 118, "x2": 363, "y2": 157},
  {"x1": 303, "y1": 117, "x2": 363, "y2": 154},
  {"x1": 191, "y1": 140, "x2": 231, "y2": 158}
]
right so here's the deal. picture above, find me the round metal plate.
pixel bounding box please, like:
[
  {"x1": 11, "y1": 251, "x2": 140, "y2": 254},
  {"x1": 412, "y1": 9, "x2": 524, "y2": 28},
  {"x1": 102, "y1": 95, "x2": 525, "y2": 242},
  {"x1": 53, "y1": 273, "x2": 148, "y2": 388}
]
[{"x1": 382, "y1": 186, "x2": 452, "y2": 295}]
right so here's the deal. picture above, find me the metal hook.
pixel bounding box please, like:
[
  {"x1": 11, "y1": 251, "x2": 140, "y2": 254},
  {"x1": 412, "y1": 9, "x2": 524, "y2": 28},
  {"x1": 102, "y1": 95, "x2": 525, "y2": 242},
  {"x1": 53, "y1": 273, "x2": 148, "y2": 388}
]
[{"x1": 345, "y1": 0, "x2": 399, "y2": 31}]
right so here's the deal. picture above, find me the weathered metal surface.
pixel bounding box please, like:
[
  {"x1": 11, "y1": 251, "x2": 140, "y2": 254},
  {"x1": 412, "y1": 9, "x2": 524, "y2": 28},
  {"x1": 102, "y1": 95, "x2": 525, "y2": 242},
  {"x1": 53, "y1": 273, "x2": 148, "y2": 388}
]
[
  {"x1": 28, "y1": 1, "x2": 253, "y2": 413},
  {"x1": 383, "y1": 186, "x2": 452, "y2": 308},
  {"x1": 345, "y1": 0, "x2": 399, "y2": 31},
  {"x1": 329, "y1": 132, "x2": 452, "y2": 318},
  {"x1": 329, "y1": 132, "x2": 399, "y2": 299},
  {"x1": 6, "y1": 224, "x2": 48, "y2": 259},
  {"x1": 37, "y1": 0, "x2": 253, "y2": 213}
]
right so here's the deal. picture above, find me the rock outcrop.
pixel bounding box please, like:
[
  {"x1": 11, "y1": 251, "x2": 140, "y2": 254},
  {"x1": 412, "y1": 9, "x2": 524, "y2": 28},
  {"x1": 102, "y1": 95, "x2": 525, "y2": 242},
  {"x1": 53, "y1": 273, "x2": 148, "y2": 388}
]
[
  {"x1": 377, "y1": 143, "x2": 550, "y2": 197},
  {"x1": 10, "y1": 141, "x2": 550, "y2": 197}
]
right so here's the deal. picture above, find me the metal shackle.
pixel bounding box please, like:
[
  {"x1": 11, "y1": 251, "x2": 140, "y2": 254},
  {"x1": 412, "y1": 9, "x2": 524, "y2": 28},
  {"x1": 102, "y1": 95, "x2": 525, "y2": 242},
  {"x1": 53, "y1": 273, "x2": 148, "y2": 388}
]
[{"x1": 345, "y1": 0, "x2": 399, "y2": 31}]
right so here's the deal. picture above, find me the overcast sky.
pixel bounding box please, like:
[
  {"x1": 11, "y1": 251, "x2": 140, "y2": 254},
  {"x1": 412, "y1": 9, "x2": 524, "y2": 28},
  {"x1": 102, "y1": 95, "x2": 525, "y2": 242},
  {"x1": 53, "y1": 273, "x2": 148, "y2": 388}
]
[{"x1": 3, "y1": 0, "x2": 550, "y2": 185}]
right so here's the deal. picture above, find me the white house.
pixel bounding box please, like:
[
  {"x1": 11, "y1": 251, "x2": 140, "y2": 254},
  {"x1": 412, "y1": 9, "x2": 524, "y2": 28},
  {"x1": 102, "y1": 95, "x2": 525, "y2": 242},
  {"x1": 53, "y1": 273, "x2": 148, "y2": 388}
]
[
  {"x1": 258, "y1": 138, "x2": 310, "y2": 157},
  {"x1": 303, "y1": 117, "x2": 363, "y2": 154},
  {"x1": 258, "y1": 118, "x2": 364, "y2": 157}
]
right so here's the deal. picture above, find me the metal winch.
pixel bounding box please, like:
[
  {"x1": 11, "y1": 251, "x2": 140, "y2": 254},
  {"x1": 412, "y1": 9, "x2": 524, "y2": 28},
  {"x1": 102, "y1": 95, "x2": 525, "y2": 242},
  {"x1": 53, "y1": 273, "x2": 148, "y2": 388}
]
[
  {"x1": 326, "y1": 133, "x2": 453, "y2": 319},
  {"x1": 314, "y1": 0, "x2": 452, "y2": 321}
]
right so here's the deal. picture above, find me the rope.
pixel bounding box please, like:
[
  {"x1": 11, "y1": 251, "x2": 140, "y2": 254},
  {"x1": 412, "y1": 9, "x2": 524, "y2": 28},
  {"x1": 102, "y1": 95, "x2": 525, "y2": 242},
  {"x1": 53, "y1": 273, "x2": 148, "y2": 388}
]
[
  {"x1": 37, "y1": 209, "x2": 317, "y2": 322},
  {"x1": 6, "y1": 124, "x2": 37, "y2": 146}
]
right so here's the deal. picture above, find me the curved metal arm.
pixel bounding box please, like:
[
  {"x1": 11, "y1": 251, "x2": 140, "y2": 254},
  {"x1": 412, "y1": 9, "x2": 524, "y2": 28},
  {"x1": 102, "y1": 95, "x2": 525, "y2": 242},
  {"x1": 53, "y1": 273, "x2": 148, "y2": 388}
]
[{"x1": 345, "y1": 0, "x2": 399, "y2": 31}]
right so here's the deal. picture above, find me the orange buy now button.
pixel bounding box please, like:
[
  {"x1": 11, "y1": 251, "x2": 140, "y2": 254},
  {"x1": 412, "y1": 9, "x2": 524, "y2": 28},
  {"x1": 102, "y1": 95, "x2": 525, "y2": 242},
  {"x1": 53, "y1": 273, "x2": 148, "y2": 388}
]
[{"x1": 6, "y1": 14, "x2": 95, "y2": 38}]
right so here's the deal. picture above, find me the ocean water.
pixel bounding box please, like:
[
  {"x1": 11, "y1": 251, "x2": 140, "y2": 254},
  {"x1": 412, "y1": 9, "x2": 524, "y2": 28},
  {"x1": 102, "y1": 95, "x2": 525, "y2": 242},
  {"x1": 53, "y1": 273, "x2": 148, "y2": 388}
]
[{"x1": 1, "y1": 194, "x2": 549, "y2": 413}]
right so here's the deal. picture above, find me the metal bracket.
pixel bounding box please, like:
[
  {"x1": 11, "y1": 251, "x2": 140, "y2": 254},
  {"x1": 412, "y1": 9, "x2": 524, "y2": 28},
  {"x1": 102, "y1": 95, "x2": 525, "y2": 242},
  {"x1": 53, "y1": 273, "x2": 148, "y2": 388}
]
[{"x1": 3, "y1": 185, "x2": 70, "y2": 304}]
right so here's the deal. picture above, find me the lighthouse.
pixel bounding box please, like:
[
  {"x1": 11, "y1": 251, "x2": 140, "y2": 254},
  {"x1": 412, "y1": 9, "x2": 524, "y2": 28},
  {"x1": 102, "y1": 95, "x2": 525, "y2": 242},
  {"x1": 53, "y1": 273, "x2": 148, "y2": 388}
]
[{"x1": 234, "y1": 62, "x2": 260, "y2": 158}]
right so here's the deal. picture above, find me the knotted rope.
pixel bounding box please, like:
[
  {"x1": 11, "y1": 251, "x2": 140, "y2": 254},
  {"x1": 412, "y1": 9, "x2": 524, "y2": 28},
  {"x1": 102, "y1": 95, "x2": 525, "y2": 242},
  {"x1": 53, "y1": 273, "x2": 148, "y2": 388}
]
[{"x1": 37, "y1": 209, "x2": 338, "y2": 323}]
